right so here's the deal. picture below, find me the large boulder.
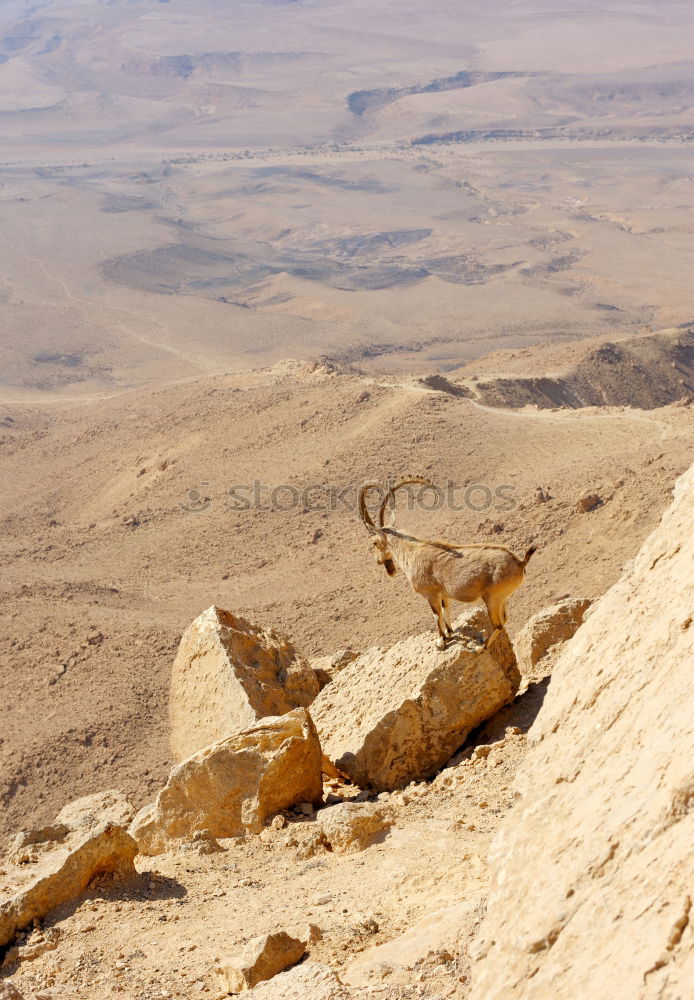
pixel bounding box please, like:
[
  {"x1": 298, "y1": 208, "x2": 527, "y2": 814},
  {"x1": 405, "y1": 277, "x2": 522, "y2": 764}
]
[
  {"x1": 0, "y1": 823, "x2": 137, "y2": 947},
  {"x1": 310, "y1": 649, "x2": 359, "y2": 691},
  {"x1": 216, "y1": 931, "x2": 306, "y2": 993},
  {"x1": 169, "y1": 606, "x2": 320, "y2": 761},
  {"x1": 5, "y1": 790, "x2": 135, "y2": 866},
  {"x1": 514, "y1": 598, "x2": 592, "y2": 675},
  {"x1": 310, "y1": 609, "x2": 520, "y2": 791},
  {"x1": 130, "y1": 708, "x2": 323, "y2": 855},
  {"x1": 470, "y1": 464, "x2": 694, "y2": 1000}
]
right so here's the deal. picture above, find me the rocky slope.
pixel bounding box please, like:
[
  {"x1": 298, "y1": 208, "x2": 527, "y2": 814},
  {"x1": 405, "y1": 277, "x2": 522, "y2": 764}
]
[
  {"x1": 2, "y1": 336, "x2": 693, "y2": 845},
  {"x1": 0, "y1": 609, "x2": 530, "y2": 999},
  {"x1": 1, "y1": 462, "x2": 692, "y2": 997},
  {"x1": 471, "y1": 463, "x2": 694, "y2": 999}
]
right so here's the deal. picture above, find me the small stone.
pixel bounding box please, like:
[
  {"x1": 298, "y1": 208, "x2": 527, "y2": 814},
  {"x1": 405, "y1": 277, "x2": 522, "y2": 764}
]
[
  {"x1": 354, "y1": 912, "x2": 379, "y2": 934},
  {"x1": 577, "y1": 493, "x2": 603, "y2": 513},
  {"x1": 304, "y1": 923, "x2": 322, "y2": 944},
  {"x1": 315, "y1": 802, "x2": 392, "y2": 855},
  {"x1": 189, "y1": 829, "x2": 225, "y2": 855},
  {"x1": 216, "y1": 931, "x2": 306, "y2": 993}
]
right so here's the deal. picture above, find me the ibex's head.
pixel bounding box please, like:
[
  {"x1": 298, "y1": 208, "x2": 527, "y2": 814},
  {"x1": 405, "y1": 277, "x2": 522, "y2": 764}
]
[
  {"x1": 371, "y1": 534, "x2": 398, "y2": 576},
  {"x1": 358, "y1": 482, "x2": 396, "y2": 575},
  {"x1": 358, "y1": 477, "x2": 433, "y2": 578}
]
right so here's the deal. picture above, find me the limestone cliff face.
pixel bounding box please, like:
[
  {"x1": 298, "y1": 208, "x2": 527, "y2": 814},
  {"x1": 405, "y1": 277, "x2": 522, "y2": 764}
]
[{"x1": 471, "y1": 465, "x2": 694, "y2": 1000}]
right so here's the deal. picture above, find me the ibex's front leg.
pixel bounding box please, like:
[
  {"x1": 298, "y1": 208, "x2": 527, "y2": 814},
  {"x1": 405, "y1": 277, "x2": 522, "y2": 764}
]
[
  {"x1": 428, "y1": 595, "x2": 449, "y2": 650},
  {"x1": 441, "y1": 596, "x2": 454, "y2": 638},
  {"x1": 481, "y1": 594, "x2": 509, "y2": 653}
]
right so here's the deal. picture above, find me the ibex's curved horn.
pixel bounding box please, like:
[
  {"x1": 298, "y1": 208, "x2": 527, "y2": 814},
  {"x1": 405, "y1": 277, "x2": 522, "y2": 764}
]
[
  {"x1": 358, "y1": 482, "x2": 386, "y2": 535},
  {"x1": 378, "y1": 476, "x2": 434, "y2": 529}
]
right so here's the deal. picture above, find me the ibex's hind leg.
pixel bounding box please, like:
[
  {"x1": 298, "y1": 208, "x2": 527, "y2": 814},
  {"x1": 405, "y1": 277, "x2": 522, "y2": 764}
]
[
  {"x1": 480, "y1": 593, "x2": 508, "y2": 653},
  {"x1": 427, "y1": 595, "x2": 448, "y2": 650}
]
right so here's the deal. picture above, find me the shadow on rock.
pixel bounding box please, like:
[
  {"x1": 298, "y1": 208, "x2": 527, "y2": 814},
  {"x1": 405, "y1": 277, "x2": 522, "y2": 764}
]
[{"x1": 476, "y1": 677, "x2": 551, "y2": 743}]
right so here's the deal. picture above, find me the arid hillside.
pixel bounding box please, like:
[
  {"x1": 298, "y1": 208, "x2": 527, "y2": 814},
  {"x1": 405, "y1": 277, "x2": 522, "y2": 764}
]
[
  {"x1": 0, "y1": 444, "x2": 691, "y2": 1000},
  {"x1": 1, "y1": 328, "x2": 693, "y2": 846},
  {"x1": 446, "y1": 326, "x2": 694, "y2": 409}
]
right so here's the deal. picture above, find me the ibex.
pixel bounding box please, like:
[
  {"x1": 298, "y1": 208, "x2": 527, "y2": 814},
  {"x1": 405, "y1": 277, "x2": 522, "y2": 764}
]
[{"x1": 359, "y1": 478, "x2": 536, "y2": 651}]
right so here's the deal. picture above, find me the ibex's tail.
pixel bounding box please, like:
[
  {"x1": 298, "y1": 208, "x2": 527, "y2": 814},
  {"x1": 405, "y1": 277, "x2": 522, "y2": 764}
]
[{"x1": 520, "y1": 545, "x2": 537, "y2": 568}]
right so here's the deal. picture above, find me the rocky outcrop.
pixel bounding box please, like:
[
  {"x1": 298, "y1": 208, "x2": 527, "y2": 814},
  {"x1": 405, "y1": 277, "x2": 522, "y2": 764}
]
[
  {"x1": 239, "y1": 962, "x2": 346, "y2": 998},
  {"x1": 216, "y1": 931, "x2": 306, "y2": 993},
  {"x1": 0, "y1": 823, "x2": 137, "y2": 947},
  {"x1": 130, "y1": 708, "x2": 323, "y2": 855},
  {"x1": 514, "y1": 597, "x2": 592, "y2": 674},
  {"x1": 169, "y1": 607, "x2": 320, "y2": 761},
  {"x1": 271, "y1": 802, "x2": 392, "y2": 858},
  {"x1": 5, "y1": 790, "x2": 135, "y2": 866},
  {"x1": 310, "y1": 648, "x2": 358, "y2": 690},
  {"x1": 470, "y1": 465, "x2": 694, "y2": 1000},
  {"x1": 311, "y1": 609, "x2": 520, "y2": 791},
  {"x1": 55, "y1": 789, "x2": 136, "y2": 832}
]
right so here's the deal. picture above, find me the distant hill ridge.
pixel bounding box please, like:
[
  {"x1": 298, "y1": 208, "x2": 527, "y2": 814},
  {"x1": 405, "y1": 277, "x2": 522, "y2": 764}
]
[{"x1": 437, "y1": 328, "x2": 694, "y2": 410}]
